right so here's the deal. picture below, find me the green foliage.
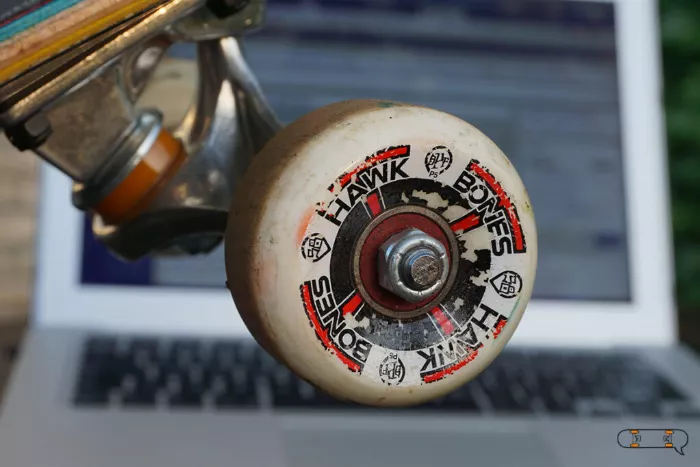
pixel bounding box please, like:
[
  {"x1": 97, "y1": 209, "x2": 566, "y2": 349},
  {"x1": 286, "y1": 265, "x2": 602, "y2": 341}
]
[{"x1": 661, "y1": 0, "x2": 700, "y2": 310}]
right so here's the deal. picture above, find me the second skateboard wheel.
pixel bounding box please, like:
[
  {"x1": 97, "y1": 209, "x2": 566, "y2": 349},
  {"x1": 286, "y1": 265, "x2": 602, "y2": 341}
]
[{"x1": 225, "y1": 100, "x2": 537, "y2": 406}]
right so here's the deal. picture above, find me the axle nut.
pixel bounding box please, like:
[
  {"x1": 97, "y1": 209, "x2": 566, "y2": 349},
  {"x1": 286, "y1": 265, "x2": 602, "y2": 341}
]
[{"x1": 377, "y1": 228, "x2": 449, "y2": 303}]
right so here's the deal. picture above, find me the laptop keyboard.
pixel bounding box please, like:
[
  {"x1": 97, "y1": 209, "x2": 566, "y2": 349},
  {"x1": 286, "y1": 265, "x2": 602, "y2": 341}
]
[{"x1": 73, "y1": 335, "x2": 700, "y2": 418}]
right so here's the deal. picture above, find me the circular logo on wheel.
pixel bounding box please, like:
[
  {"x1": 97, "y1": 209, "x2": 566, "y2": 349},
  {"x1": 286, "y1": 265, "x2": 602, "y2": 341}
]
[
  {"x1": 298, "y1": 144, "x2": 528, "y2": 386},
  {"x1": 379, "y1": 353, "x2": 406, "y2": 385},
  {"x1": 425, "y1": 145, "x2": 453, "y2": 178},
  {"x1": 301, "y1": 233, "x2": 331, "y2": 262},
  {"x1": 490, "y1": 271, "x2": 523, "y2": 299}
]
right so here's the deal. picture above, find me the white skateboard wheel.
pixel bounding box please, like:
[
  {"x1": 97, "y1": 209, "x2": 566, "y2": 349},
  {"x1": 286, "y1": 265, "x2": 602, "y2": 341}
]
[{"x1": 225, "y1": 100, "x2": 537, "y2": 406}]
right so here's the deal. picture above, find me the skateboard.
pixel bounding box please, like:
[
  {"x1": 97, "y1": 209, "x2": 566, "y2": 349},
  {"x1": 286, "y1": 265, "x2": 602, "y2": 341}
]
[{"x1": 0, "y1": 0, "x2": 538, "y2": 406}]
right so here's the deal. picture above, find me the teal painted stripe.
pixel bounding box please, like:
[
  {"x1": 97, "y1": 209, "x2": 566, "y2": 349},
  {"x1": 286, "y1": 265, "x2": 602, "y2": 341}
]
[{"x1": 0, "y1": 0, "x2": 84, "y2": 42}]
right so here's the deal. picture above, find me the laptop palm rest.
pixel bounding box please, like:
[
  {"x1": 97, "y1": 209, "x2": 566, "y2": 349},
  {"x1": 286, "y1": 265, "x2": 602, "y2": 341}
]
[{"x1": 283, "y1": 428, "x2": 560, "y2": 467}]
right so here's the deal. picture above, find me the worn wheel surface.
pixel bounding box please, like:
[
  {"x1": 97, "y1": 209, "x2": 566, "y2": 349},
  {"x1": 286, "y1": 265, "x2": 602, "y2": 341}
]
[{"x1": 225, "y1": 100, "x2": 537, "y2": 406}]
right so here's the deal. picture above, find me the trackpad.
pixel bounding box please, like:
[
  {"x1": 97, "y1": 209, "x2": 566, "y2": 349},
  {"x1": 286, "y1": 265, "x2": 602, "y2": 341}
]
[{"x1": 283, "y1": 428, "x2": 560, "y2": 467}]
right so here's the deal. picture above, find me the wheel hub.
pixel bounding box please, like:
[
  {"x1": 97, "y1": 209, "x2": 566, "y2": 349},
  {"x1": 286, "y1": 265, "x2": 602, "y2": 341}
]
[{"x1": 352, "y1": 205, "x2": 460, "y2": 319}]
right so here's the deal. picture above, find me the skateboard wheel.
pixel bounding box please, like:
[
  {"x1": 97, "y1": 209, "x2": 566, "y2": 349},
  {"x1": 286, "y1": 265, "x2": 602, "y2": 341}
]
[{"x1": 225, "y1": 100, "x2": 537, "y2": 406}]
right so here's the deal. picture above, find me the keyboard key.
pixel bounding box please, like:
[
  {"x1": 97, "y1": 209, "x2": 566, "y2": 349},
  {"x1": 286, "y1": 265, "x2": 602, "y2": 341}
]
[
  {"x1": 168, "y1": 373, "x2": 205, "y2": 407},
  {"x1": 128, "y1": 338, "x2": 160, "y2": 356},
  {"x1": 85, "y1": 336, "x2": 117, "y2": 355},
  {"x1": 213, "y1": 368, "x2": 259, "y2": 407},
  {"x1": 267, "y1": 366, "x2": 355, "y2": 409},
  {"x1": 74, "y1": 342, "x2": 126, "y2": 406},
  {"x1": 169, "y1": 340, "x2": 206, "y2": 368},
  {"x1": 488, "y1": 384, "x2": 533, "y2": 413},
  {"x1": 540, "y1": 388, "x2": 575, "y2": 414},
  {"x1": 121, "y1": 373, "x2": 157, "y2": 407},
  {"x1": 210, "y1": 341, "x2": 238, "y2": 368}
]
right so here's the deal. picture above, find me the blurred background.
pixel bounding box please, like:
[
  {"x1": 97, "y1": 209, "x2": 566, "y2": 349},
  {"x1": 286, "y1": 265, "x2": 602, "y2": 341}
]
[
  {"x1": 0, "y1": 0, "x2": 697, "y2": 397},
  {"x1": 661, "y1": 0, "x2": 700, "y2": 346}
]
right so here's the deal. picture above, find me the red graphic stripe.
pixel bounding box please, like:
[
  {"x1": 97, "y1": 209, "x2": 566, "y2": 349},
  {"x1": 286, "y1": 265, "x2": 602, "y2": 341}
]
[
  {"x1": 450, "y1": 213, "x2": 481, "y2": 233},
  {"x1": 469, "y1": 162, "x2": 524, "y2": 252},
  {"x1": 430, "y1": 307, "x2": 455, "y2": 335},
  {"x1": 342, "y1": 293, "x2": 363, "y2": 316},
  {"x1": 423, "y1": 347, "x2": 481, "y2": 383},
  {"x1": 492, "y1": 318, "x2": 507, "y2": 340},
  {"x1": 366, "y1": 192, "x2": 382, "y2": 217},
  {"x1": 337, "y1": 146, "x2": 409, "y2": 189},
  {"x1": 301, "y1": 284, "x2": 360, "y2": 372}
]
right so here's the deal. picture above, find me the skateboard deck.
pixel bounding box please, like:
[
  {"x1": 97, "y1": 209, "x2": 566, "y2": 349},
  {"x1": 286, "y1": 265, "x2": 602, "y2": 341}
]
[{"x1": 0, "y1": 0, "x2": 168, "y2": 84}]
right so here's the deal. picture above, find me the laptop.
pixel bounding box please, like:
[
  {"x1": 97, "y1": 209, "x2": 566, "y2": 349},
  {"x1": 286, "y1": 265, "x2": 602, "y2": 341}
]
[{"x1": 1, "y1": 0, "x2": 699, "y2": 466}]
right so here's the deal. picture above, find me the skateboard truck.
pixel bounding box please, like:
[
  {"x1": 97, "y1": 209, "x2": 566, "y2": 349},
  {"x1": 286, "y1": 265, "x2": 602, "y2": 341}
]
[{"x1": 0, "y1": 0, "x2": 280, "y2": 259}]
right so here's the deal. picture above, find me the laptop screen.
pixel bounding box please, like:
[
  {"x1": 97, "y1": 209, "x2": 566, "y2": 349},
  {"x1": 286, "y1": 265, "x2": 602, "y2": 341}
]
[{"x1": 81, "y1": 0, "x2": 629, "y2": 303}]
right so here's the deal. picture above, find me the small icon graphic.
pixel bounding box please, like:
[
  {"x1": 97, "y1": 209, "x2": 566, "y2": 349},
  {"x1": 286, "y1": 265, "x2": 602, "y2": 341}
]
[
  {"x1": 425, "y1": 146, "x2": 453, "y2": 178},
  {"x1": 490, "y1": 271, "x2": 523, "y2": 299},
  {"x1": 617, "y1": 429, "x2": 689, "y2": 456},
  {"x1": 379, "y1": 353, "x2": 406, "y2": 385},
  {"x1": 301, "y1": 233, "x2": 331, "y2": 262}
]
